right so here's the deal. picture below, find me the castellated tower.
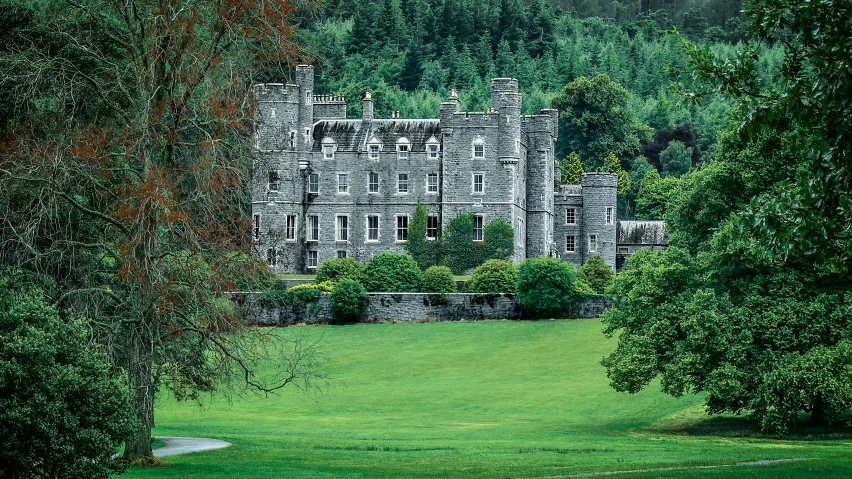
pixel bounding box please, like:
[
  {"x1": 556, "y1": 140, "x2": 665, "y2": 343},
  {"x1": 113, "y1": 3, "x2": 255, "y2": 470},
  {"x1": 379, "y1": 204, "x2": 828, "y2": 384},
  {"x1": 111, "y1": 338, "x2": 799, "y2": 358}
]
[{"x1": 580, "y1": 173, "x2": 618, "y2": 269}]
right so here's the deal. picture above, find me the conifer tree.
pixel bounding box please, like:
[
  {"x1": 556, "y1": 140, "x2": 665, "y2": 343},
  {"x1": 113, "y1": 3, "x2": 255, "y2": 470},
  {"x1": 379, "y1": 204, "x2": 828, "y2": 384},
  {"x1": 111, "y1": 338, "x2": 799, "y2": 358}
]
[
  {"x1": 602, "y1": 152, "x2": 631, "y2": 195},
  {"x1": 561, "y1": 152, "x2": 584, "y2": 184}
]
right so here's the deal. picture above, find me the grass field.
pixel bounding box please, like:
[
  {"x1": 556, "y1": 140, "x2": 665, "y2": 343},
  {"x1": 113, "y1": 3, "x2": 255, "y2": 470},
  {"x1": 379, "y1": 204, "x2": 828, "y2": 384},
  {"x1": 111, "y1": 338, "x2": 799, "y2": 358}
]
[{"x1": 125, "y1": 320, "x2": 852, "y2": 478}]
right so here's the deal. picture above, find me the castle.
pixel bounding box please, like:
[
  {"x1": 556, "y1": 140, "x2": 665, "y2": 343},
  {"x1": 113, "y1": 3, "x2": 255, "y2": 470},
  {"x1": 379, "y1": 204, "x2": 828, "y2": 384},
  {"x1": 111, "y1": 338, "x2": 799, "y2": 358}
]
[{"x1": 252, "y1": 65, "x2": 666, "y2": 274}]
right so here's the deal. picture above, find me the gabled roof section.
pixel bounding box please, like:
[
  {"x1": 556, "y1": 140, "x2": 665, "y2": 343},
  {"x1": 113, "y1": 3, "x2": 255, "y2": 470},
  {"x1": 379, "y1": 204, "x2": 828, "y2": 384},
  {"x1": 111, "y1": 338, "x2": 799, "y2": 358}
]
[
  {"x1": 617, "y1": 221, "x2": 669, "y2": 246},
  {"x1": 311, "y1": 119, "x2": 441, "y2": 152}
]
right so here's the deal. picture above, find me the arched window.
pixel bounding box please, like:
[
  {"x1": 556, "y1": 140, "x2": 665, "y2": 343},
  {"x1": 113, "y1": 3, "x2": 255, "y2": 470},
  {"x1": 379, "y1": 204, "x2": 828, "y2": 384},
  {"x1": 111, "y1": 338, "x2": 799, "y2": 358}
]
[
  {"x1": 472, "y1": 137, "x2": 485, "y2": 159},
  {"x1": 321, "y1": 137, "x2": 336, "y2": 160},
  {"x1": 396, "y1": 137, "x2": 410, "y2": 159}
]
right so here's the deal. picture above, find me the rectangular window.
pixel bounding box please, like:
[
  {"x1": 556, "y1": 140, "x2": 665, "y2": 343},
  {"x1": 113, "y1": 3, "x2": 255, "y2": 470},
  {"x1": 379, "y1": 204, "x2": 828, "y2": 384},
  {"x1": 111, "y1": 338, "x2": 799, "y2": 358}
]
[
  {"x1": 267, "y1": 247, "x2": 277, "y2": 266},
  {"x1": 589, "y1": 234, "x2": 597, "y2": 253},
  {"x1": 606, "y1": 207, "x2": 614, "y2": 225},
  {"x1": 309, "y1": 173, "x2": 319, "y2": 193},
  {"x1": 369, "y1": 144, "x2": 380, "y2": 160},
  {"x1": 336, "y1": 215, "x2": 349, "y2": 241},
  {"x1": 618, "y1": 247, "x2": 629, "y2": 255},
  {"x1": 323, "y1": 144, "x2": 334, "y2": 160},
  {"x1": 285, "y1": 215, "x2": 296, "y2": 241},
  {"x1": 306, "y1": 251, "x2": 318, "y2": 269},
  {"x1": 566, "y1": 208, "x2": 576, "y2": 225},
  {"x1": 566, "y1": 235, "x2": 575, "y2": 253},
  {"x1": 253, "y1": 214, "x2": 261, "y2": 241},
  {"x1": 338, "y1": 174, "x2": 349, "y2": 193},
  {"x1": 369, "y1": 172, "x2": 379, "y2": 193},
  {"x1": 397, "y1": 173, "x2": 409, "y2": 193},
  {"x1": 289, "y1": 131, "x2": 295, "y2": 149},
  {"x1": 396, "y1": 216, "x2": 408, "y2": 242},
  {"x1": 427, "y1": 215, "x2": 439, "y2": 239},
  {"x1": 428, "y1": 144, "x2": 439, "y2": 159},
  {"x1": 473, "y1": 143, "x2": 485, "y2": 159},
  {"x1": 397, "y1": 144, "x2": 409, "y2": 159},
  {"x1": 307, "y1": 215, "x2": 319, "y2": 241},
  {"x1": 472, "y1": 173, "x2": 484, "y2": 194},
  {"x1": 473, "y1": 215, "x2": 484, "y2": 241},
  {"x1": 367, "y1": 215, "x2": 379, "y2": 241},
  {"x1": 337, "y1": 250, "x2": 347, "y2": 259},
  {"x1": 427, "y1": 173, "x2": 438, "y2": 193},
  {"x1": 268, "y1": 171, "x2": 280, "y2": 191}
]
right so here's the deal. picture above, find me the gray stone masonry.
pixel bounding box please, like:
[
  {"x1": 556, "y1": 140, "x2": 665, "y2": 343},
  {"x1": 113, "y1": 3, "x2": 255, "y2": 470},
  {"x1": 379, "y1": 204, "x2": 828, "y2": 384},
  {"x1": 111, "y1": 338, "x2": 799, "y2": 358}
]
[
  {"x1": 243, "y1": 292, "x2": 612, "y2": 325},
  {"x1": 252, "y1": 65, "x2": 664, "y2": 274}
]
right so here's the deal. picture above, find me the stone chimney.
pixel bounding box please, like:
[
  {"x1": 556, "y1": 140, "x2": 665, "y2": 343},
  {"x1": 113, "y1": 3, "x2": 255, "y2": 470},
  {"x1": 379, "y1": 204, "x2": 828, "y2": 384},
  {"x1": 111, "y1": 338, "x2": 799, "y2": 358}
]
[{"x1": 362, "y1": 91, "x2": 374, "y2": 121}]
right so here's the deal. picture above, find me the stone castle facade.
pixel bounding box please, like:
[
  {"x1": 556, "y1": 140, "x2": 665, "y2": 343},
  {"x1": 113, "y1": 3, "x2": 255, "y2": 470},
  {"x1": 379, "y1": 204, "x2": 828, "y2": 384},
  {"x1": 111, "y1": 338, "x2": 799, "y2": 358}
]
[{"x1": 252, "y1": 65, "x2": 665, "y2": 274}]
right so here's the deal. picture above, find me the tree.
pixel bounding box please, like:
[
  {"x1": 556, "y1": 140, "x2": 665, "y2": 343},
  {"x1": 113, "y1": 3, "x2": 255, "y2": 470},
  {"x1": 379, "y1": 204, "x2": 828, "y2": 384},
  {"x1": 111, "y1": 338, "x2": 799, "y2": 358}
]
[
  {"x1": 0, "y1": 273, "x2": 137, "y2": 479},
  {"x1": 601, "y1": 152, "x2": 631, "y2": 195},
  {"x1": 0, "y1": 0, "x2": 321, "y2": 460},
  {"x1": 577, "y1": 255, "x2": 614, "y2": 294},
  {"x1": 659, "y1": 140, "x2": 692, "y2": 177},
  {"x1": 560, "y1": 151, "x2": 584, "y2": 184},
  {"x1": 516, "y1": 257, "x2": 577, "y2": 319},
  {"x1": 406, "y1": 203, "x2": 439, "y2": 270},
  {"x1": 635, "y1": 171, "x2": 679, "y2": 220},
  {"x1": 482, "y1": 219, "x2": 514, "y2": 262},
  {"x1": 441, "y1": 213, "x2": 478, "y2": 274},
  {"x1": 551, "y1": 74, "x2": 652, "y2": 168}
]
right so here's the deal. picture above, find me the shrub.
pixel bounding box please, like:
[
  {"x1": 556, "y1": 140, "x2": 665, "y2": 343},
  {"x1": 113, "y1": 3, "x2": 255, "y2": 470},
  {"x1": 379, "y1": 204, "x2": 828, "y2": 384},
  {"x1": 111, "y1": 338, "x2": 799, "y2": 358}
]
[
  {"x1": 361, "y1": 253, "x2": 423, "y2": 292},
  {"x1": 405, "y1": 204, "x2": 440, "y2": 270},
  {"x1": 330, "y1": 279, "x2": 368, "y2": 324},
  {"x1": 441, "y1": 213, "x2": 478, "y2": 274},
  {"x1": 516, "y1": 257, "x2": 578, "y2": 318},
  {"x1": 289, "y1": 281, "x2": 335, "y2": 292},
  {"x1": 465, "y1": 259, "x2": 517, "y2": 293},
  {"x1": 481, "y1": 219, "x2": 514, "y2": 262},
  {"x1": 573, "y1": 277, "x2": 596, "y2": 294},
  {"x1": 577, "y1": 255, "x2": 615, "y2": 294},
  {"x1": 316, "y1": 257, "x2": 364, "y2": 284},
  {"x1": 422, "y1": 266, "x2": 457, "y2": 293},
  {"x1": 261, "y1": 283, "x2": 327, "y2": 307}
]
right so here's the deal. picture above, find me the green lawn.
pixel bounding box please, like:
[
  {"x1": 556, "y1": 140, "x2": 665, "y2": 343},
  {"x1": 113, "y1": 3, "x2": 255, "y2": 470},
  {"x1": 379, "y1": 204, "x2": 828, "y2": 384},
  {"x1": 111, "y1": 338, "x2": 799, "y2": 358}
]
[{"x1": 126, "y1": 320, "x2": 852, "y2": 478}]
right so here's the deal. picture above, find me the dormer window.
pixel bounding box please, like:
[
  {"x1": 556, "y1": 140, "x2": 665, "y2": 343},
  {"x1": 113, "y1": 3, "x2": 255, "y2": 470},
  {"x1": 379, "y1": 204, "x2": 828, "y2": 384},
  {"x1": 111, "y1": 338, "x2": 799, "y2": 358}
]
[
  {"x1": 321, "y1": 137, "x2": 336, "y2": 160},
  {"x1": 396, "y1": 138, "x2": 410, "y2": 159},
  {"x1": 369, "y1": 144, "x2": 380, "y2": 160},
  {"x1": 426, "y1": 136, "x2": 440, "y2": 160},
  {"x1": 472, "y1": 137, "x2": 485, "y2": 159}
]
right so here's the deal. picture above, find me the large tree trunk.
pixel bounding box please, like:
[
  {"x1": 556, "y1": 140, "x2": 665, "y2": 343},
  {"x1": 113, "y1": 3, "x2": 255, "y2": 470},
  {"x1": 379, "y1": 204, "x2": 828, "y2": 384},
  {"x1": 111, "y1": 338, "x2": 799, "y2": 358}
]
[
  {"x1": 809, "y1": 395, "x2": 827, "y2": 425},
  {"x1": 124, "y1": 322, "x2": 155, "y2": 460}
]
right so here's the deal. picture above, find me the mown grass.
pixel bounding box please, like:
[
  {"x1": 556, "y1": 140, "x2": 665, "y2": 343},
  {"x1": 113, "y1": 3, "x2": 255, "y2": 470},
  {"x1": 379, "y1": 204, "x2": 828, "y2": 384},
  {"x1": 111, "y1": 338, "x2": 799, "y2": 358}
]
[{"x1": 125, "y1": 320, "x2": 852, "y2": 478}]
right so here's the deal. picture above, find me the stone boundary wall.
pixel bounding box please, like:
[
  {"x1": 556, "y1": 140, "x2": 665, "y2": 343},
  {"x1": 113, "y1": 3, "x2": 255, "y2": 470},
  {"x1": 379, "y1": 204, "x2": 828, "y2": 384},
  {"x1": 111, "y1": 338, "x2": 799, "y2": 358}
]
[{"x1": 240, "y1": 293, "x2": 611, "y2": 326}]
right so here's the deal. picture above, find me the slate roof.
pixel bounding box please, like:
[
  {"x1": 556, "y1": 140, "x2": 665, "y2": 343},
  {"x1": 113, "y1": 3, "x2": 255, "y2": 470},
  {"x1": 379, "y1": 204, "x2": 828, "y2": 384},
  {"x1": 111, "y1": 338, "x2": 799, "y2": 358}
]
[
  {"x1": 617, "y1": 220, "x2": 669, "y2": 246},
  {"x1": 311, "y1": 119, "x2": 441, "y2": 152}
]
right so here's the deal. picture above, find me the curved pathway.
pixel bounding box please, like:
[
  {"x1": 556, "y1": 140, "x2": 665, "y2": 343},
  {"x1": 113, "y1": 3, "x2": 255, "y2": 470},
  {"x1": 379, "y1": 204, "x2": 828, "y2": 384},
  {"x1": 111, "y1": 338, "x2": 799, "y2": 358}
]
[{"x1": 153, "y1": 436, "x2": 232, "y2": 457}]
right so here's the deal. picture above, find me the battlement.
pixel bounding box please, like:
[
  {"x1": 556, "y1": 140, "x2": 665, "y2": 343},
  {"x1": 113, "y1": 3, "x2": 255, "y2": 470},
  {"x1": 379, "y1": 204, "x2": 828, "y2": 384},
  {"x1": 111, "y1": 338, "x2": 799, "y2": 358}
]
[
  {"x1": 254, "y1": 83, "x2": 300, "y2": 103},
  {"x1": 491, "y1": 78, "x2": 519, "y2": 92},
  {"x1": 314, "y1": 94, "x2": 346, "y2": 104},
  {"x1": 581, "y1": 172, "x2": 618, "y2": 187}
]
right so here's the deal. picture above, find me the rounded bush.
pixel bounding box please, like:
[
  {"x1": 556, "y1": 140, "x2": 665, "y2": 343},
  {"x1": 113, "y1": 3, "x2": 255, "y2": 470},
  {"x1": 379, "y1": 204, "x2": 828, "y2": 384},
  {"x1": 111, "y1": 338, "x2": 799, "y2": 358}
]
[
  {"x1": 316, "y1": 257, "x2": 365, "y2": 284},
  {"x1": 577, "y1": 255, "x2": 614, "y2": 294},
  {"x1": 516, "y1": 257, "x2": 577, "y2": 319},
  {"x1": 330, "y1": 279, "x2": 368, "y2": 324},
  {"x1": 361, "y1": 253, "x2": 423, "y2": 292},
  {"x1": 465, "y1": 259, "x2": 517, "y2": 293},
  {"x1": 422, "y1": 266, "x2": 457, "y2": 293},
  {"x1": 289, "y1": 281, "x2": 335, "y2": 293}
]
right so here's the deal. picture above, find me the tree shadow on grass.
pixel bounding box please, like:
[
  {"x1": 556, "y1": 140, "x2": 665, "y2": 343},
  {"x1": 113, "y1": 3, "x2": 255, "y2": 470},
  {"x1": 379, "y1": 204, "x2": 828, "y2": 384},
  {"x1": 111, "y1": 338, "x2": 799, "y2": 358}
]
[{"x1": 645, "y1": 413, "x2": 852, "y2": 441}]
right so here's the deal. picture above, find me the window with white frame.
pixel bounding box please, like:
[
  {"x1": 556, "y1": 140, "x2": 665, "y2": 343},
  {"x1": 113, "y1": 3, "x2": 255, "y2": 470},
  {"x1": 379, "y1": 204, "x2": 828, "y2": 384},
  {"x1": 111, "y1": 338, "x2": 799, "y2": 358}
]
[
  {"x1": 472, "y1": 138, "x2": 485, "y2": 159},
  {"x1": 606, "y1": 207, "x2": 614, "y2": 224},
  {"x1": 253, "y1": 214, "x2": 261, "y2": 241},
  {"x1": 336, "y1": 215, "x2": 349, "y2": 241},
  {"x1": 267, "y1": 247, "x2": 277, "y2": 266},
  {"x1": 515, "y1": 139, "x2": 520, "y2": 153},
  {"x1": 427, "y1": 173, "x2": 438, "y2": 193},
  {"x1": 337, "y1": 250, "x2": 347, "y2": 259},
  {"x1": 396, "y1": 216, "x2": 408, "y2": 242},
  {"x1": 566, "y1": 235, "x2": 575, "y2": 253},
  {"x1": 367, "y1": 215, "x2": 379, "y2": 241},
  {"x1": 368, "y1": 172, "x2": 379, "y2": 193},
  {"x1": 397, "y1": 173, "x2": 409, "y2": 193},
  {"x1": 307, "y1": 215, "x2": 319, "y2": 241},
  {"x1": 589, "y1": 234, "x2": 597, "y2": 253},
  {"x1": 309, "y1": 173, "x2": 319, "y2": 193},
  {"x1": 565, "y1": 208, "x2": 576, "y2": 225},
  {"x1": 427, "y1": 143, "x2": 440, "y2": 159},
  {"x1": 268, "y1": 171, "x2": 280, "y2": 191},
  {"x1": 472, "y1": 173, "x2": 484, "y2": 194},
  {"x1": 397, "y1": 138, "x2": 410, "y2": 159},
  {"x1": 618, "y1": 247, "x2": 629, "y2": 255},
  {"x1": 306, "y1": 251, "x2": 318, "y2": 268},
  {"x1": 285, "y1": 215, "x2": 296, "y2": 241},
  {"x1": 338, "y1": 174, "x2": 349, "y2": 193},
  {"x1": 323, "y1": 143, "x2": 335, "y2": 160},
  {"x1": 368, "y1": 144, "x2": 380, "y2": 160},
  {"x1": 473, "y1": 215, "x2": 484, "y2": 241},
  {"x1": 427, "y1": 215, "x2": 439, "y2": 239}
]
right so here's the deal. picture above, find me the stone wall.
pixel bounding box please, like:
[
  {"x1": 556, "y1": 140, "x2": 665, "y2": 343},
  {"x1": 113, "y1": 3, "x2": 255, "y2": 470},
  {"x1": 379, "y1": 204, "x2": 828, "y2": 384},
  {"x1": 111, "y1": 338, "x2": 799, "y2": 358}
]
[{"x1": 241, "y1": 292, "x2": 610, "y2": 325}]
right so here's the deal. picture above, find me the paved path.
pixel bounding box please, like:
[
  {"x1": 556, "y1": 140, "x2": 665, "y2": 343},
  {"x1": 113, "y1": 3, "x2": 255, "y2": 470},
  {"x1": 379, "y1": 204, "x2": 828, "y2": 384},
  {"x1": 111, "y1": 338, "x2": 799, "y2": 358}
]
[{"x1": 153, "y1": 436, "x2": 232, "y2": 457}]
